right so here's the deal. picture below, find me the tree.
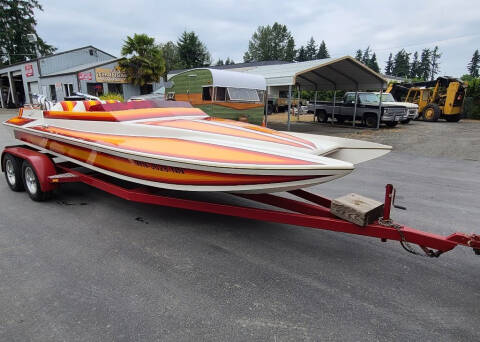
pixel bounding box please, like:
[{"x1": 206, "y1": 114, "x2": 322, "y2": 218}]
[
  {"x1": 305, "y1": 37, "x2": 317, "y2": 60},
  {"x1": 361, "y1": 46, "x2": 371, "y2": 65},
  {"x1": 355, "y1": 49, "x2": 363, "y2": 61},
  {"x1": 392, "y1": 49, "x2": 410, "y2": 77},
  {"x1": 0, "y1": 0, "x2": 56, "y2": 65},
  {"x1": 367, "y1": 52, "x2": 380, "y2": 72},
  {"x1": 243, "y1": 22, "x2": 295, "y2": 62},
  {"x1": 285, "y1": 37, "x2": 296, "y2": 62},
  {"x1": 430, "y1": 46, "x2": 441, "y2": 80},
  {"x1": 118, "y1": 33, "x2": 165, "y2": 86},
  {"x1": 215, "y1": 59, "x2": 224, "y2": 66},
  {"x1": 419, "y1": 48, "x2": 431, "y2": 80},
  {"x1": 177, "y1": 31, "x2": 211, "y2": 69},
  {"x1": 468, "y1": 50, "x2": 480, "y2": 77},
  {"x1": 409, "y1": 51, "x2": 420, "y2": 79},
  {"x1": 159, "y1": 41, "x2": 183, "y2": 76},
  {"x1": 296, "y1": 46, "x2": 307, "y2": 62},
  {"x1": 316, "y1": 40, "x2": 330, "y2": 59},
  {"x1": 225, "y1": 57, "x2": 235, "y2": 65},
  {"x1": 385, "y1": 53, "x2": 394, "y2": 75}
]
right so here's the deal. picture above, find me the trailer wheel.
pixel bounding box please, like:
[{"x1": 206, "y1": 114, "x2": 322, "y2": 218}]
[
  {"x1": 423, "y1": 104, "x2": 440, "y2": 122},
  {"x1": 316, "y1": 110, "x2": 328, "y2": 123},
  {"x1": 445, "y1": 114, "x2": 461, "y2": 122},
  {"x1": 22, "y1": 161, "x2": 52, "y2": 202},
  {"x1": 3, "y1": 154, "x2": 25, "y2": 192}
]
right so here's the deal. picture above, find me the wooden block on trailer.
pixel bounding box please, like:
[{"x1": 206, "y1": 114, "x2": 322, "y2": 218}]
[{"x1": 330, "y1": 193, "x2": 384, "y2": 226}]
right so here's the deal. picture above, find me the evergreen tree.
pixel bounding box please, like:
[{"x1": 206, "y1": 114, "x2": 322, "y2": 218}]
[
  {"x1": 305, "y1": 37, "x2": 317, "y2": 60},
  {"x1": 392, "y1": 49, "x2": 410, "y2": 77},
  {"x1": 243, "y1": 22, "x2": 295, "y2": 62},
  {"x1": 419, "y1": 48, "x2": 431, "y2": 80},
  {"x1": 284, "y1": 37, "x2": 296, "y2": 62},
  {"x1": 429, "y1": 46, "x2": 441, "y2": 80},
  {"x1": 467, "y1": 49, "x2": 480, "y2": 77},
  {"x1": 355, "y1": 49, "x2": 363, "y2": 61},
  {"x1": 225, "y1": 57, "x2": 235, "y2": 65},
  {"x1": 316, "y1": 40, "x2": 330, "y2": 59},
  {"x1": 215, "y1": 59, "x2": 224, "y2": 66},
  {"x1": 177, "y1": 31, "x2": 211, "y2": 68},
  {"x1": 409, "y1": 51, "x2": 420, "y2": 78},
  {"x1": 159, "y1": 41, "x2": 183, "y2": 76},
  {"x1": 367, "y1": 52, "x2": 380, "y2": 72},
  {"x1": 296, "y1": 46, "x2": 308, "y2": 62},
  {"x1": 361, "y1": 46, "x2": 371, "y2": 65},
  {"x1": 0, "y1": 0, "x2": 56, "y2": 65},
  {"x1": 385, "y1": 53, "x2": 394, "y2": 75}
]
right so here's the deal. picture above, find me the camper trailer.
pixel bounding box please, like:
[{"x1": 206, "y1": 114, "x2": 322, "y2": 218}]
[{"x1": 166, "y1": 68, "x2": 266, "y2": 124}]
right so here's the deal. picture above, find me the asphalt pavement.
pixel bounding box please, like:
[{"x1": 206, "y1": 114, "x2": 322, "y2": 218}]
[{"x1": 0, "y1": 110, "x2": 479, "y2": 341}]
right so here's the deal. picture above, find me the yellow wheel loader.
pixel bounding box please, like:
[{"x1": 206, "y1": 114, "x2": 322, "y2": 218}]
[{"x1": 386, "y1": 77, "x2": 466, "y2": 122}]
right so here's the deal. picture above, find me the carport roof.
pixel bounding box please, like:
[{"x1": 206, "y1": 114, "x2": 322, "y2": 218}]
[{"x1": 238, "y1": 56, "x2": 387, "y2": 90}]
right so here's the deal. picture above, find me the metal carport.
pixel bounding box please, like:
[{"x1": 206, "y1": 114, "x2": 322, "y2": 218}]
[{"x1": 239, "y1": 56, "x2": 387, "y2": 129}]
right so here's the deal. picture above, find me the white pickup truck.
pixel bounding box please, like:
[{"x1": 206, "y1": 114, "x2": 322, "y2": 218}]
[{"x1": 374, "y1": 92, "x2": 418, "y2": 124}]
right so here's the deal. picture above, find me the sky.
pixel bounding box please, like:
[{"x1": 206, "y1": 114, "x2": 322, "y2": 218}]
[{"x1": 35, "y1": 0, "x2": 480, "y2": 77}]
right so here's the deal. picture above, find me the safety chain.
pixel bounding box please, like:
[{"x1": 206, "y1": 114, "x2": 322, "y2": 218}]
[{"x1": 377, "y1": 217, "x2": 441, "y2": 257}]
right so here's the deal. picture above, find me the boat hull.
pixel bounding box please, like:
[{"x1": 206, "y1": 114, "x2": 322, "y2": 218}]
[{"x1": 12, "y1": 128, "x2": 351, "y2": 193}]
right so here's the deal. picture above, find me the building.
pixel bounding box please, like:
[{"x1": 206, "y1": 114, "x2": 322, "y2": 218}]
[{"x1": 0, "y1": 46, "x2": 161, "y2": 108}]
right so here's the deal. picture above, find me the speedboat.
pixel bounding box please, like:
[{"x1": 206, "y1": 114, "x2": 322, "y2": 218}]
[{"x1": 3, "y1": 99, "x2": 391, "y2": 193}]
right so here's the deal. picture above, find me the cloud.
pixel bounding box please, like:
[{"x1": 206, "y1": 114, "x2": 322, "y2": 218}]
[{"x1": 35, "y1": 0, "x2": 480, "y2": 76}]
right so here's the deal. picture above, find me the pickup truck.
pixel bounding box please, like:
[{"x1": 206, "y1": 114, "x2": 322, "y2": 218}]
[
  {"x1": 374, "y1": 92, "x2": 419, "y2": 124},
  {"x1": 307, "y1": 92, "x2": 408, "y2": 127}
]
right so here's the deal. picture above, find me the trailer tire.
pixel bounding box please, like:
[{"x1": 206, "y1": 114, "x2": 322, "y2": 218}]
[
  {"x1": 316, "y1": 110, "x2": 328, "y2": 123},
  {"x1": 22, "y1": 161, "x2": 52, "y2": 202},
  {"x1": 2, "y1": 154, "x2": 24, "y2": 192},
  {"x1": 364, "y1": 114, "x2": 378, "y2": 128},
  {"x1": 423, "y1": 104, "x2": 440, "y2": 122},
  {"x1": 445, "y1": 114, "x2": 461, "y2": 122}
]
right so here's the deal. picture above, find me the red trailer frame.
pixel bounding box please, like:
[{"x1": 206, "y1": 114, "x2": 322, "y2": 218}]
[{"x1": 2, "y1": 146, "x2": 480, "y2": 258}]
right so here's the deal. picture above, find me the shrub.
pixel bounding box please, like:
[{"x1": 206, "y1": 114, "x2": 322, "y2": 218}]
[{"x1": 99, "y1": 93, "x2": 124, "y2": 102}]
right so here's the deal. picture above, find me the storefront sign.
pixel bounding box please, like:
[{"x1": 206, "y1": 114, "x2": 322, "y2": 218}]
[
  {"x1": 78, "y1": 72, "x2": 92, "y2": 81},
  {"x1": 95, "y1": 67, "x2": 128, "y2": 83},
  {"x1": 25, "y1": 64, "x2": 34, "y2": 77}
]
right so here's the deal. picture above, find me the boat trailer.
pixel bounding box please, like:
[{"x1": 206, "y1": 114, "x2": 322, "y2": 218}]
[{"x1": 2, "y1": 146, "x2": 480, "y2": 258}]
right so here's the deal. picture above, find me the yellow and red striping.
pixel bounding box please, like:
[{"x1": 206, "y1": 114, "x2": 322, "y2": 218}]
[
  {"x1": 15, "y1": 131, "x2": 320, "y2": 185},
  {"x1": 30, "y1": 126, "x2": 314, "y2": 166}
]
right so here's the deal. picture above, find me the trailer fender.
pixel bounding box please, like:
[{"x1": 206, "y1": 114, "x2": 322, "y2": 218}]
[{"x1": 2, "y1": 147, "x2": 57, "y2": 192}]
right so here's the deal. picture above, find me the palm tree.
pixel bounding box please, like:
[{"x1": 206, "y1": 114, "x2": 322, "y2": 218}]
[{"x1": 118, "y1": 34, "x2": 165, "y2": 86}]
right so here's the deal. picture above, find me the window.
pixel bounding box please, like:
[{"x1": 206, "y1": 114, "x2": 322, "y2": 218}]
[
  {"x1": 215, "y1": 87, "x2": 226, "y2": 101},
  {"x1": 87, "y1": 83, "x2": 104, "y2": 97},
  {"x1": 226, "y1": 87, "x2": 260, "y2": 102},
  {"x1": 358, "y1": 93, "x2": 378, "y2": 103},
  {"x1": 345, "y1": 93, "x2": 356, "y2": 104},
  {"x1": 202, "y1": 86, "x2": 213, "y2": 101},
  {"x1": 49, "y1": 84, "x2": 57, "y2": 101},
  {"x1": 108, "y1": 83, "x2": 123, "y2": 95},
  {"x1": 64, "y1": 83, "x2": 74, "y2": 97},
  {"x1": 422, "y1": 89, "x2": 430, "y2": 101}
]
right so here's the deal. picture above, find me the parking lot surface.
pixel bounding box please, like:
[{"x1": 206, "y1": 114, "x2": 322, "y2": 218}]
[{"x1": 0, "y1": 110, "x2": 479, "y2": 341}]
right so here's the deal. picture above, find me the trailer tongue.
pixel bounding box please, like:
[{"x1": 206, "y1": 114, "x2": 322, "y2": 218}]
[{"x1": 2, "y1": 146, "x2": 480, "y2": 258}]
